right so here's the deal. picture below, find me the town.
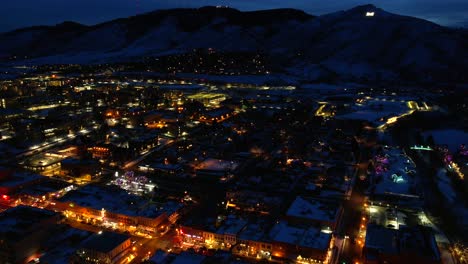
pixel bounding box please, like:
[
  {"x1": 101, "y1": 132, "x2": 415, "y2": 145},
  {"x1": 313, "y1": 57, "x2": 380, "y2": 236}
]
[{"x1": 0, "y1": 61, "x2": 466, "y2": 264}]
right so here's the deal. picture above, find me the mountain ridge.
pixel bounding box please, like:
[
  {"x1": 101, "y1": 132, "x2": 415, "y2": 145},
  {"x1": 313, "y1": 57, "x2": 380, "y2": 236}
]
[{"x1": 1, "y1": 5, "x2": 467, "y2": 83}]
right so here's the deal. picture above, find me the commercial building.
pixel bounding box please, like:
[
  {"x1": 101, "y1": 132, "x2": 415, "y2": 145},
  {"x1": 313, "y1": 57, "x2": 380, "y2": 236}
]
[
  {"x1": 60, "y1": 158, "x2": 100, "y2": 180},
  {"x1": 75, "y1": 231, "x2": 131, "y2": 264},
  {"x1": 0, "y1": 206, "x2": 60, "y2": 263},
  {"x1": 194, "y1": 159, "x2": 238, "y2": 181},
  {"x1": 285, "y1": 196, "x2": 343, "y2": 230},
  {"x1": 363, "y1": 224, "x2": 441, "y2": 264},
  {"x1": 0, "y1": 170, "x2": 42, "y2": 195},
  {"x1": 268, "y1": 221, "x2": 332, "y2": 262},
  {"x1": 54, "y1": 184, "x2": 181, "y2": 229}
]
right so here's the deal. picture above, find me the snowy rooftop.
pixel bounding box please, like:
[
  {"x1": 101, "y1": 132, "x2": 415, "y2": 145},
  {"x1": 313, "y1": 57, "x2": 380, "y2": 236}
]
[
  {"x1": 0, "y1": 171, "x2": 42, "y2": 188},
  {"x1": 58, "y1": 184, "x2": 182, "y2": 218},
  {"x1": 364, "y1": 224, "x2": 399, "y2": 254},
  {"x1": 365, "y1": 224, "x2": 441, "y2": 261},
  {"x1": 269, "y1": 221, "x2": 331, "y2": 250},
  {"x1": 238, "y1": 223, "x2": 266, "y2": 241},
  {"x1": 19, "y1": 178, "x2": 71, "y2": 196},
  {"x1": 286, "y1": 196, "x2": 340, "y2": 223},
  {"x1": 216, "y1": 215, "x2": 247, "y2": 235},
  {"x1": 81, "y1": 231, "x2": 130, "y2": 253},
  {"x1": 337, "y1": 97, "x2": 411, "y2": 125},
  {"x1": 171, "y1": 252, "x2": 206, "y2": 264},
  {"x1": 149, "y1": 250, "x2": 171, "y2": 263},
  {"x1": 0, "y1": 206, "x2": 58, "y2": 239},
  {"x1": 40, "y1": 227, "x2": 93, "y2": 264}
]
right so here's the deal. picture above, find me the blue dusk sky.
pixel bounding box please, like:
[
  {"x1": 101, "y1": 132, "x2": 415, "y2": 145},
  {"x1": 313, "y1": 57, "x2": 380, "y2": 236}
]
[{"x1": 1, "y1": 0, "x2": 467, "y2": 32}]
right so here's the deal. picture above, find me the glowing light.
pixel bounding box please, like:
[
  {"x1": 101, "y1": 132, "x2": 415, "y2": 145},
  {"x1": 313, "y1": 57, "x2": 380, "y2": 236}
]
[
  {"x1": 410, "y1": 145, "x2": 433, "y2": 151},
  {"x1": 366, "y1": 12, "x2": 375, "y2": 17}
]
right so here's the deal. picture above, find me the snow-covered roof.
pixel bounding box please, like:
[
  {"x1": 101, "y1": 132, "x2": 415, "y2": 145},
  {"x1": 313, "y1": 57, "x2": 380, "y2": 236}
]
[
  {"x1": 286, "y1": 196, "x2": 340, "y2": 223},
  {"x1": 0, "y1": 206, "x2": 58, "y2": 239},
  {"x1": 58, "y1": 184, "x2": 182, "y2": 218},
  {"x1": 216, "y1": 215, "x2": 247, "y2": 235},
  {"x1": 269, "y1": 221, "x2": 331, "y2": 250}
]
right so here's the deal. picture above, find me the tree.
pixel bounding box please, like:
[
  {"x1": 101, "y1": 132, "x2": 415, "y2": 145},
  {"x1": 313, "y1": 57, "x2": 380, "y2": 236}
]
[{"x1": 427, "y1": 134, "x2": 435, "y2": 146}]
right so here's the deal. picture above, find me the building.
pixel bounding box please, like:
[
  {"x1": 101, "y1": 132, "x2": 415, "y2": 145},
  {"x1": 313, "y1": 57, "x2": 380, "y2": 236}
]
[
  {"x1": 363, "y1": 224, "x2": 441, "y2": 264},
  {"x1": 20, "y1": 153, "x2": 65, "y2": 172},
  {"x1": 285, "y1": 196, "x2": 343, "y2": 230},
  {"x1": 0, "y1": 206, "x2": 60, "y2": 264},
  {"x1": 39, "y1": 226, "x2": 94, "y2": 264},
  {"x1": 215, "y1": 215, "x2": 247, "y2": 248},
  {"x1": 171, "y1": 252, "x2": 206, "y2": 264},
  {"x1": 199, "y1": 107, "x2": 234, "y2": 124},
  {"x1": 75, "y1": 232, "x2": 131, "y2": 264},
  {"x1": 53, "y1": 184, "x2": 181, "y2": 229},
  {"x1": 225, "y1": 190, "x2": 283, "y2": 215},
  {"x1": 268, "y1": 221, "x2": 332, "y2": 262},
  {"x1": 18, "y1": 178, "x2": 74, "y2": 203},
  {"x1": 236, "y1": 223, "x2": 273, "y2": 259},
  {"x1": 0, "y1": 170, "x2": 42, "y2": 195},
  {"x1": 181, "y1": 215, "x2": 247, "y2": 249},
  {"x1": 60, "y1": 158, "x2": 100, "y2": 180},
  {"x1": 188, "y1": 92, "x2": 227, "y2": 108},
  {"x1": 194, "y1": 159, "x2": 238, "y2": 181}
]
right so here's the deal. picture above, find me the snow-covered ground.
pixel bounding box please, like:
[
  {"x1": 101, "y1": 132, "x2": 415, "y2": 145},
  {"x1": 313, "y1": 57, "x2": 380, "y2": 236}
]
[
  {"x1": 338, "y1": 110, "x2": 395, "y2": 122},
  {"x1": 176, "y1": 73, "x2": 299, "y2": 86},
  {"x1": 436, "y1": 168, "x2": 456, "y2": 204}
]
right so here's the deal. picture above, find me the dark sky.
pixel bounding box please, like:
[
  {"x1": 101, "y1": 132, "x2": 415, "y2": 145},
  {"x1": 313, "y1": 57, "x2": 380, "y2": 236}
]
[{"x1": 1, "y1": 0, "x2": 467, "y2": 32}]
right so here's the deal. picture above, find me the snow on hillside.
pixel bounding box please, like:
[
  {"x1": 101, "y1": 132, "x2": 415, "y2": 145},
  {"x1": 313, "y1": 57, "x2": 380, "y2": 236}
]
[{"x1": 0, "y1": 5, "x2": 466, "y2": 83}]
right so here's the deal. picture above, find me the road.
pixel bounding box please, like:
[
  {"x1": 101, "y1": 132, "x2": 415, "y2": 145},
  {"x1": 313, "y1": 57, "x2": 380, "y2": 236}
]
[
  {"x1": 337, "y1": 144, "x2": 371, "y2": 264},
  {"x1": 131, "y1": 229, "x2": 177, "y2": 263},
  {"x1": 15, "y1": 126, "x2": 98, "y2": 159},
  {"x1": 122, "y1": 139, "x2": 175, "y2": 170}
]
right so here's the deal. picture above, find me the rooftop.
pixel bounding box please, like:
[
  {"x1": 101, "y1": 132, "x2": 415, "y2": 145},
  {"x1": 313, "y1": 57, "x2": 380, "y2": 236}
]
[
  {"x1": 216, "y1": 215, "x2": 247, "y2": 235},
  {"x1": 41, "y1": 226, "x2": 93, "y2": 264},
  {"x1": 238, "y1": 223, "x2": 267, "y2": 242},
  {"x1": 81, "y1": 231, "x2": 130, "y2": 253},
  {"x1": 365, "y1": 224, "x2": 441, "y2": 261},
  {"x1": 58, "y1": 184, "x2": 182, "y2": 218},
  {"x1": 286, "y1": 196, "x2": 340, "y2": 223},
  {"x1": 0, "y1": 206, "x2": 58, "y2": 239},
  {"x1": 364, "y1": 224, "x2": 399, "y2": 254},
  {"x1": 268, "y1": 221, "x2": 331, "y2": 250},
  {"x1": 0, "y1": 171, "x2": 42, "y2": 188},
  {"x1": 171, "y1": 252, "x2": 206, "y2": 264},
  {"x1": 22, "y1": 153, "x2": 65, "y2": 167},
  {"x1": 19, "y1": 178, "x2": 72, "y2": 196}
]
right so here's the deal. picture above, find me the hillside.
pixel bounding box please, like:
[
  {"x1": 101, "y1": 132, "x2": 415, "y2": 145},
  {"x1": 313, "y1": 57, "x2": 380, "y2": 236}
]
[{"x1": 1, "y1": 5, "x2": 467, "y2": 83}]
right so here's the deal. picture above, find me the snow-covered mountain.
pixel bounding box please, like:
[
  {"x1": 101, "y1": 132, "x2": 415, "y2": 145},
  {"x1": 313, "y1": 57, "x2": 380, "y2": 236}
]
[{"x1": 1, "y1": 5, "x2": 467, "y2": 83}]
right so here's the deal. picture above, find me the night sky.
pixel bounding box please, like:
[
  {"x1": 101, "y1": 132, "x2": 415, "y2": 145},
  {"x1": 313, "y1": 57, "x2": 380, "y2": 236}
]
[{"x1": 1, "y1": 0, "x2": 467, "y2": 32}]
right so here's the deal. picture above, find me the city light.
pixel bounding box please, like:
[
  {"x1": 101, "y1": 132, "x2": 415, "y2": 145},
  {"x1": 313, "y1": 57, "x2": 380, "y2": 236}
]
[{"x1": 0, "y1": 6, "x2": 464, "y2": 264}]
